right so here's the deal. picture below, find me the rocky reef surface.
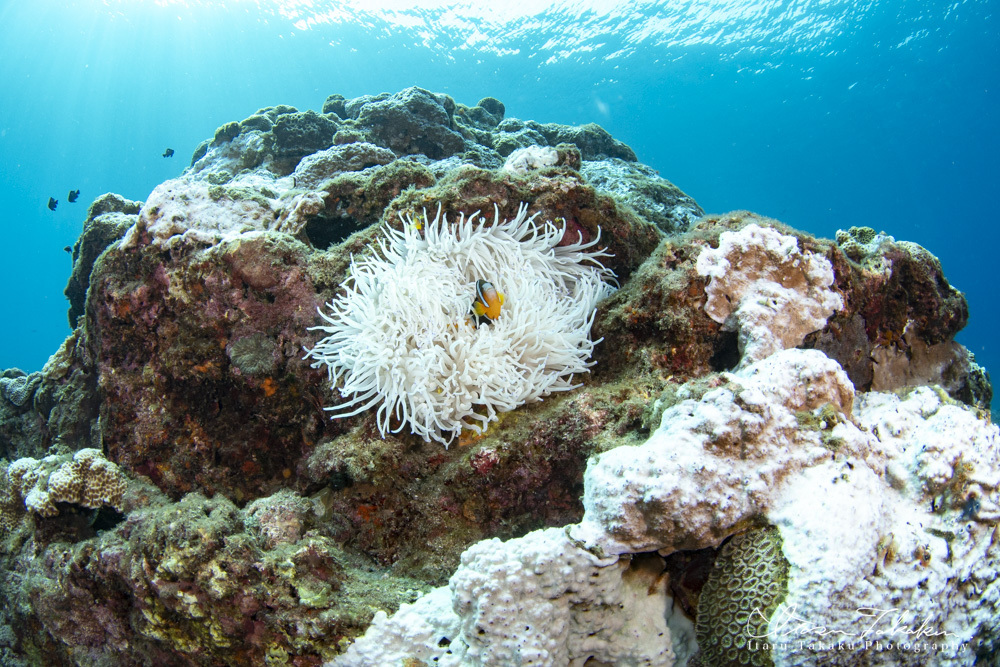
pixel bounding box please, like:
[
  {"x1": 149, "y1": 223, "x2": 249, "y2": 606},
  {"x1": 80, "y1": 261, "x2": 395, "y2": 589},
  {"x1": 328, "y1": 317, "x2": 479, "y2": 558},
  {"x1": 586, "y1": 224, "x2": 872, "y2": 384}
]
[{"x1": 0, "y1": 86, "x2": 995, "y2": 666}]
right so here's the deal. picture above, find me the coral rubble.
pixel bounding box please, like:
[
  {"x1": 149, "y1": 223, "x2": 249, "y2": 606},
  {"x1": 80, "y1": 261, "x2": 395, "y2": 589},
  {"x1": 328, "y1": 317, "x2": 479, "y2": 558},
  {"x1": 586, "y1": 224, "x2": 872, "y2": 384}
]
[{"x1": 0, "y1": 86, "x2": 995, "y2": 666}]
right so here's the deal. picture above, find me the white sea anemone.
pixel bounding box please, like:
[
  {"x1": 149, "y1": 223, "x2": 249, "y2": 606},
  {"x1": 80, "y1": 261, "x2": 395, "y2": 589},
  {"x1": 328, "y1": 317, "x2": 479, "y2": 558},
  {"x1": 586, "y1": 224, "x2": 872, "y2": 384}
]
[{"x1": 304, "y1": 202, "x2": 616, "y2": 446}]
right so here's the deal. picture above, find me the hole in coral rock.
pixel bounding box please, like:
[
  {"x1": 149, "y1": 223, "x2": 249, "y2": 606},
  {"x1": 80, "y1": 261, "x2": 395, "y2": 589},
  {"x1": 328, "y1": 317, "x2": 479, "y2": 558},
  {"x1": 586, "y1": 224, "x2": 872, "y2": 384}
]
[
  {"x1": 35, "y1": 504, "x2": 125, "y2": 545},
  {"x1": 327, "y1": 469, "x2": 352, "y2": 492},
  {"x1": 661, "y1": 544, "x2": 721, "y2": 622},
  {"x1": 91, "y1": 506, "x2": 126, "y2": 532},
  {"x1": 304, "y1": 213, "x2": 368, "y2": 250},
  {"x1": 709, "y1": 330, "x2": 740, "y2": 372}
]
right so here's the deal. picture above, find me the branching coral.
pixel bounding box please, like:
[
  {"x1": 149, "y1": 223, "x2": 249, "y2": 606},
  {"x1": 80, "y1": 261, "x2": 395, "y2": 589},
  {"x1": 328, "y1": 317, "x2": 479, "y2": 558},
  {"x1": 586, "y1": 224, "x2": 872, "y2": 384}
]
[{"x1": 305, "y1": 203, "x2": 616, "y2": 445}]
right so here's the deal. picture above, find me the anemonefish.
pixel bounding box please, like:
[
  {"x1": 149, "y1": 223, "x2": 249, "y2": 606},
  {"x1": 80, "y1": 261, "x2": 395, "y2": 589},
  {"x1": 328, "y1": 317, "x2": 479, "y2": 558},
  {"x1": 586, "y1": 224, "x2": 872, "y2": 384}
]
[{"x1": 471, "y1": 279, "x2": 505, "y2": 323}]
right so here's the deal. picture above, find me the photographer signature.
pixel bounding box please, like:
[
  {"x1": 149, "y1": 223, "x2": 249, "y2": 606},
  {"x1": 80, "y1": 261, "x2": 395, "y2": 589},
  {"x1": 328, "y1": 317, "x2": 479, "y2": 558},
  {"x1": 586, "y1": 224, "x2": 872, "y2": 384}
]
[{"x1": 747, "y1": 606, "x2": 958, "y2": 641}]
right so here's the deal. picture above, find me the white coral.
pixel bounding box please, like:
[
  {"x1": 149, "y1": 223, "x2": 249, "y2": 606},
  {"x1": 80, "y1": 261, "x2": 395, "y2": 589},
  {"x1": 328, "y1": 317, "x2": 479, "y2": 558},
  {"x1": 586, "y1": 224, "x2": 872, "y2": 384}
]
[
  {"x1": 503, "y1": 145, "x2": 559, "y2": 175},
  {"x1": 767, "y1": 386, "x2": 1000, "y2": 666},
  {"x1": 571, "y1": 348, "x2": 858, "y2": 556},
  {"x1": 331, "y1": 527, "x2": 676, "y2": 667},
  {"x1": 304, "y1": 203, "x2": 615, "y2": 445},
  {"x1": 696, "y1": 223, "x2": 842, "y2": 366},
  {"x1": 328, "y1": 349, "x2": 1000, "y2": 666}
]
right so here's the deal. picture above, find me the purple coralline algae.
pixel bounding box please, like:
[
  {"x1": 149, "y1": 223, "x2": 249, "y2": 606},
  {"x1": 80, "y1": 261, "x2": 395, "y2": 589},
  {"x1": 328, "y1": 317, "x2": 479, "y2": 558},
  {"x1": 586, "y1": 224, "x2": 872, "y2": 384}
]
[{"x1": 0, "y1": 86, "x2": 995, "y2": 666}]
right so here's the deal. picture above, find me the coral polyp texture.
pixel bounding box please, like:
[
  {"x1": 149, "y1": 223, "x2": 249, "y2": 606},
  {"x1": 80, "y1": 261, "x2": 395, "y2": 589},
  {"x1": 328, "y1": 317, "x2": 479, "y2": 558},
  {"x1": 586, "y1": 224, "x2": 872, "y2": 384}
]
[
  {"x1": 0, "y1": 371, "x2": 41, "y2": 408},
  {"x1": 3, "y1": 449, "x2": 126, "y2": 519},
  {"x1": 305, "y1": 202, "x2": 615, "y2": 444},
  {"x1": 694, "y1": 526, "x2": 789, "y2": 667},
  {"x1": 0, "y1": 87, "x2": 996, "y2": 666}
]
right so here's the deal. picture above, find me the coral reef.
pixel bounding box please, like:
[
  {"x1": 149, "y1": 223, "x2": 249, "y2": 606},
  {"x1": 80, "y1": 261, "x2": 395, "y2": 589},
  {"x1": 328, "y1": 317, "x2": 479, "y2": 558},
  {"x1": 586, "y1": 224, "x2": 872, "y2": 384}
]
[
  {"x1": 64, "y1": 193, "x2": 142, "y2": 327},
  {"x1": 766, "y1": 385, "x2": 1000, "y2": 666},
  {"x1": 0, "y1": 86, "x2": 995, "y2": 666},
  {"x1": 572, "y1": 348, "x2": 857, "y2": 556},
  {"x1": 0, "y1": 329, "x2": 100, "y2": 463},
  {"x1": 579, "y1": 158, "x2": 702, "y2": 234},
  {"x1": 345, "y1": 349, "x2": 999, "y2": 667},
  {"x1": 86, "y1": 229, "x2": 329, "y2": 500},
  {"x1": 2, "y1": 485, "x2": 428, "y2": 665}
]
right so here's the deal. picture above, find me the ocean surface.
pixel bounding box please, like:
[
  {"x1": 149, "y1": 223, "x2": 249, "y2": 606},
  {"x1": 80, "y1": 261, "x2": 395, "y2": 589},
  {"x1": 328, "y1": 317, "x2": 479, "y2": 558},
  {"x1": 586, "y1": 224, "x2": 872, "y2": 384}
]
[{"x1": 1, "y1": 0, "x2": 996, "y2": 407}]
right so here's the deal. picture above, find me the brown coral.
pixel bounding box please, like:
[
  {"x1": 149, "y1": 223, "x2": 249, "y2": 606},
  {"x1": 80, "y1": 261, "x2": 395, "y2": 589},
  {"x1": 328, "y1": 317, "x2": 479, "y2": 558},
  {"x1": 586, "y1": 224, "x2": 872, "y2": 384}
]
[{"x1": 6, "y1": 449, "x2": 126, "y2": 518}]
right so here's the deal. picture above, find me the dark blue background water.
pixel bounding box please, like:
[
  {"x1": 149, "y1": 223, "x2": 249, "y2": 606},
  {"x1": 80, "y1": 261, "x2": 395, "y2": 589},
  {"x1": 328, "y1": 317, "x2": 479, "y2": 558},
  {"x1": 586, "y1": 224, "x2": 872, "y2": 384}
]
[{"x1": 1, "y1": 0, "x2": 996, "y2": 407}]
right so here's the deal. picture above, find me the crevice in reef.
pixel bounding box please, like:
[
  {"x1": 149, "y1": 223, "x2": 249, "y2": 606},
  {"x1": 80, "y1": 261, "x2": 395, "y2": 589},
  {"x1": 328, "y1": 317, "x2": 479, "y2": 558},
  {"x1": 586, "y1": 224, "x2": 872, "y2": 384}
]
[{"x1": 303, "y1": 212, "x2": 369, "y2": 250}]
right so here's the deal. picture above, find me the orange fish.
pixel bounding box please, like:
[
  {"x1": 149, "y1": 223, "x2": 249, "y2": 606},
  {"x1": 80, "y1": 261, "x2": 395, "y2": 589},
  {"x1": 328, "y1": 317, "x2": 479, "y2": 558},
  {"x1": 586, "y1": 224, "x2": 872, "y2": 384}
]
[{"x1": 471, "y1": 279, "x2": 505, "y2": 322}]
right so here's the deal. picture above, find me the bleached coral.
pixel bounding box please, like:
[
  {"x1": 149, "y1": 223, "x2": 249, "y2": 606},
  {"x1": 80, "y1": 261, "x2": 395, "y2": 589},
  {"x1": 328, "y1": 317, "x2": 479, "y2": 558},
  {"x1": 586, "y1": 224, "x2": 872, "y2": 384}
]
[
  {"x1": 329, "y1": 347, "x2": 1000, "y2": 666},
  {"x1": 503, "y1": 145, "x2": 559, "y2": 175},
  {"x1": 767, "y1": 387, "x2": 1000, "y2": 666},
  {"x1": 696, "y1": 223, "x2": 843, "y2": 366},
  {"x1": 119, "y1": 175, "x2": 325, "y2": 250},
  {"x1": 121, "y1": 180, "x2": 277, "y2": 249},
  {"x1": 305, "y1": 203, "x2": 615, "y2": 445},
  {"x1": 331, "y1": 527, "x2": 676, "y2": 667},
  {"x1": 572, "y1": 347, "x2": 1000, "y2": 665},
  {"x1": 571, "y1": 348, "x2": 859, "y2": 556},
  {"x1": 5, "y1": 449, "x2": 127, "y2": 518},
  {"x1": 332, "y1": 587, "x2": 459, "y2": 666}
]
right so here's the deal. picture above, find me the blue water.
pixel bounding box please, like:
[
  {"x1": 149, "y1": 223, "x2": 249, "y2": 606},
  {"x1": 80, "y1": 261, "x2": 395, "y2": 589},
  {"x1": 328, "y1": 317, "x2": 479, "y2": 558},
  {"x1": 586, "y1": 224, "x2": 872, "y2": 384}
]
[{"x1": 1, "y1": 0, "x2": 997, "y2": 405}]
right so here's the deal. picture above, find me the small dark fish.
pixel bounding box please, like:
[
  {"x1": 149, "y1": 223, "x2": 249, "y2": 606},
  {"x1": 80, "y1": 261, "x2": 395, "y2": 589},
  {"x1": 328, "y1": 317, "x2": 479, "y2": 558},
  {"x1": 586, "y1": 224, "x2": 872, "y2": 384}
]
[
  {"x1": 162, "y1": 148, "x2": 175, "y2": 158},
  {"x1": 68, "y1": 189, "x2": 80, "y2": 203},
  {"x1": 63, "y1": 246, "x2": 72, "y2": 253},
  {"x1": 47, "y1": 197, "x2": 57, "y2": 211}
]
